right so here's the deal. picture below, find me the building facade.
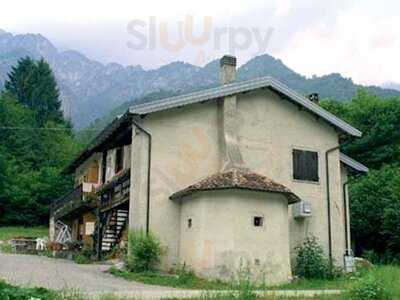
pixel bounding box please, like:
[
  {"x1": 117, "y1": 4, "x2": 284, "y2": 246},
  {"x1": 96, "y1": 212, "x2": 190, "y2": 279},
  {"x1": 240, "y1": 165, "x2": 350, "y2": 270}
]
[{"x1": 50, "y1": 55, "x2": 368, "y2": 284}]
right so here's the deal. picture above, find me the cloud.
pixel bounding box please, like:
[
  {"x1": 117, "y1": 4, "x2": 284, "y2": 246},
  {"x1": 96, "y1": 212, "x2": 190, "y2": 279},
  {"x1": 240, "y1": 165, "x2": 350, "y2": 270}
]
[
  {"x1": 2, "y1": 0, "x2": 400, "y2": 84},
  {"x1": 277, "y1": 2, "x2": 400, "y2": 84}
]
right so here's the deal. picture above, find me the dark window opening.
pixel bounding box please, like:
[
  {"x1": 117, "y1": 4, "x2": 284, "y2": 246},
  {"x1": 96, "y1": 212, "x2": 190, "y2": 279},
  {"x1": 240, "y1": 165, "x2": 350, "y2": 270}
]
[
  {"x1": 253, "y1": 216, "x2": 263, "y2": 227},
  {"x1": 293, "y1": 149, "x2": 319, "y2": 182},
  {"x1": 115, "y1": 148, "x2": 124, "y2": 173},
  {"x1": 188, "y1": 218, "x2": 192, "y2": 228}
]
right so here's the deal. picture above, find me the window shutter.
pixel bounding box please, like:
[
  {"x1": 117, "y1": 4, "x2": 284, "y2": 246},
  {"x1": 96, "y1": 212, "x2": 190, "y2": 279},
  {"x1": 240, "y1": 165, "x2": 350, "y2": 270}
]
[{"x1": 293, "y1": 149, "x2": 318, "y2": 182}]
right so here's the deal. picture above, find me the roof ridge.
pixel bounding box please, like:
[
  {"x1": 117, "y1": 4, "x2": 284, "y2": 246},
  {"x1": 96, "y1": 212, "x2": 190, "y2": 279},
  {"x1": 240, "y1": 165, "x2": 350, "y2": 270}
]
[{"x1": 129, "y1": 75, "x2": 361, "y2": 137}]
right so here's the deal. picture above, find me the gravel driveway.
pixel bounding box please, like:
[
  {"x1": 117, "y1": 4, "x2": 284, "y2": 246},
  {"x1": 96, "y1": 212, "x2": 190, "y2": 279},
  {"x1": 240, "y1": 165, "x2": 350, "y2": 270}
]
[
  {"x1": 0, "y1": 253, "x2": 178, "y2": 298},
  {"x1": 0, "y1": 253, "x2": 341, "y2": 299}
]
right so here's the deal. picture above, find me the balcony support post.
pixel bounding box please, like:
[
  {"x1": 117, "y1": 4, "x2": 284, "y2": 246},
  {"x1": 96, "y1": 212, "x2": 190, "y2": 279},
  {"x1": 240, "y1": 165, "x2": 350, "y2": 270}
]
[{"x1": 49, "y1": 215, "x2": 55, "y2": 242}]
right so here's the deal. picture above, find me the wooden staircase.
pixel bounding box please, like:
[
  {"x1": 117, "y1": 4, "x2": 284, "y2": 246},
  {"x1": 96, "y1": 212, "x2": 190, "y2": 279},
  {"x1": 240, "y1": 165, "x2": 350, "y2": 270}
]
[{"x1": 101, "y1": 209, "x2": 128, "y2": 251}]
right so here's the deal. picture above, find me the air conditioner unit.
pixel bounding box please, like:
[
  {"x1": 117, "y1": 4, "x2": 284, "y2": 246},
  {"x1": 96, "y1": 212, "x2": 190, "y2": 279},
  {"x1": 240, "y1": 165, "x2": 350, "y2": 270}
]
[{"x1": 293, "y1": 201, "x2": 311, "y2": 218}]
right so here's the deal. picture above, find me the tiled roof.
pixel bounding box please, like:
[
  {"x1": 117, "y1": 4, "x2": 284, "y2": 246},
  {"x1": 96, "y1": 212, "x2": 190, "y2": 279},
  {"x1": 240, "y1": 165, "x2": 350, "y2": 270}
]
[{"x1": 169, "y1": 168, "x2": 301, "y2": 204}]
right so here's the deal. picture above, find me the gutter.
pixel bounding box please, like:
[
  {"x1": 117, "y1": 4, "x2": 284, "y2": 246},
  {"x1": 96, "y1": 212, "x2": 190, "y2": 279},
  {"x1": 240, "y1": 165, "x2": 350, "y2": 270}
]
[
  {"x1": 325, "y1": 145, "x2": 340, "y2": 267},
  {"x1": 131, "y1": 117, "x2": 152, "y2": 235}
]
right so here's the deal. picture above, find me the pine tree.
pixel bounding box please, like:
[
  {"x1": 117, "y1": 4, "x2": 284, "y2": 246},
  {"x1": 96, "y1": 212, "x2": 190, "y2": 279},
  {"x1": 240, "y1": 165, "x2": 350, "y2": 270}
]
[
  {"x1": 5, "y1": 56, "x2": 36, "y2": 107},
  {"x1": 5, "y1": 57, "x2": 64, "y2": 125},
  {"x1": 32, "y1": 59, "x2": 63, "y2": 124}
]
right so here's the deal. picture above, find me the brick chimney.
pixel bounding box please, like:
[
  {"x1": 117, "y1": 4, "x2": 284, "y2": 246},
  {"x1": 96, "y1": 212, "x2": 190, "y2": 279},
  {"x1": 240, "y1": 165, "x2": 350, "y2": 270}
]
[{"x1": 220, "y1": 55, "x2": 237, "y2": 84}]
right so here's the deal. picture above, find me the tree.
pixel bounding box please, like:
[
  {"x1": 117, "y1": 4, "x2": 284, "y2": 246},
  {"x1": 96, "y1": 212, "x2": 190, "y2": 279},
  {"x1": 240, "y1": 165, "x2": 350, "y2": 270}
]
[
  {"x1": 322, "y1": 90, "x2": 400, "y2": 262},
  {"x1": 0, "y1": 92, "x2": 75, "y2": 225},
  {"x1": 321, "y1": 89, "x2": 400, "y2": 169},
  {"x1": 350, "y1": 165, "x2": 400, "y2": 262},
  {"x1": 5, "y1": 57, "x2": 64, "y2": 125},
  {"x1": 0, "y1": 151, "x2": 9, "y2": 219},
  {"x1": 4, "y1": 56, "x2": 36, "y2": 107},
  {"x1": 31, "y1": 59, "x2": 63, "y2": 124}
]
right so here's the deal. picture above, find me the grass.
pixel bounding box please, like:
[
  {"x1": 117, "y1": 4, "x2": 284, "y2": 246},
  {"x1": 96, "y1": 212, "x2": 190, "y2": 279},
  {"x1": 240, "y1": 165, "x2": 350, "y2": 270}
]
[
  {"x1": 369, "y1": 264, "x2": 400, "y2": 298},
  {"x1": 4, "y1": 265, "x2": 400, "y2": 300},
  {"x1": 109, "y1": 267, "x2": 233, "y2": 290},
  {"x1": 165, "y1": 296, "x2": 341, "y2": 300},
  {"x1": 0, "y1": 280, "x2": 342, "y2": 300},
  {"x1": 110, "y1": 266, "x2": 348, "y2": 291},
  {"x1": 0, "y1": 280, "x2": 57, "y2": 299},
  {"x1": 111, "y1": 265, "x2": 400, "y2": 299},
  {"x1": 271, "y1": 277, "x2": 349, "y2": 290},
  {"x1": 0, "y1": 226, "x2": 48, "y2": 241}
]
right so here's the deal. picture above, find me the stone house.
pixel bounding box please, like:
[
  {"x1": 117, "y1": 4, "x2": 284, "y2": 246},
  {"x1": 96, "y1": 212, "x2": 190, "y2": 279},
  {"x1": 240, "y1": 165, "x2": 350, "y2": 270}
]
[{"x1": 50, "y1": 55, "x2": 368, "y2": 284}]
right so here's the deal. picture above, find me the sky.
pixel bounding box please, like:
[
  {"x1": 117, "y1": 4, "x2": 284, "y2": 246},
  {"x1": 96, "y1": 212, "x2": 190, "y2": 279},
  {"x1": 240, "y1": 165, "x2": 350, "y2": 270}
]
[{"x1": 1, "y1": 0, "x2": 399, "y2": 85}]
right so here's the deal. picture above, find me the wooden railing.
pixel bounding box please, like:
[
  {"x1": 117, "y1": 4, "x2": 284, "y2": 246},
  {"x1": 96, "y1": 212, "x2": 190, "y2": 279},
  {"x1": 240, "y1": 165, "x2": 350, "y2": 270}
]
[
  {"x1": 51, "y1": 184, "x2": 84, "y2": 215},
  {"x1": 98, "y1": 169, "x2": 130, "y2": 211},
  {"x1": 51, "y1": 169, "x2": 131, "y2": 218}
]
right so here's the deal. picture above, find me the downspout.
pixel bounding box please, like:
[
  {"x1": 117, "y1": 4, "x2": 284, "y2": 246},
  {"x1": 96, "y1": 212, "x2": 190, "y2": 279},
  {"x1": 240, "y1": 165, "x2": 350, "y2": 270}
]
[
  {"x1": 343, "y1": 181, "x2": 350, "y2": 255},
  {"x1": 325, "y1": 145, "x2": 340, "y2": 267},
  {"x1": 131, "y1": 118, "x2": 152, "y2": 235}
]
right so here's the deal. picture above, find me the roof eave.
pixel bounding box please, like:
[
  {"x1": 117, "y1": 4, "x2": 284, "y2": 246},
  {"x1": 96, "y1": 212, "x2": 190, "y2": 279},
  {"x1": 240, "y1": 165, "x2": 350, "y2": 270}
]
[
  {"x1": 340, "y1": 153, "x2": 369, "y2": 173},
  {"x1": 129, "y1": 76, "x2": 362, "y2": 137},
  {"x1": 62, "y1": 112, "x2": 133, "y2": 174}
]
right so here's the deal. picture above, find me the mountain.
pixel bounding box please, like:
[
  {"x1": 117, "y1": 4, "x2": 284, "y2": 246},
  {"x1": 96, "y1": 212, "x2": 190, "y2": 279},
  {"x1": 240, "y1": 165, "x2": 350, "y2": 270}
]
[
  {"x1": 0, "y1": 30, "x2": 399, "y2": 128},
  {"x1": 382, "y1": 82, "x2": 400, "y2": 92}
]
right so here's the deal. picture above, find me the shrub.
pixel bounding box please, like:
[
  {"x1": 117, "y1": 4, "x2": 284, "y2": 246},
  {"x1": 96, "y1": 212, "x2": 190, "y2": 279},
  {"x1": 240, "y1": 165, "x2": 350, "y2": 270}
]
[
  {"x1": 74, "y1": 246, "x2": 93, "y2": 264},
  {"x1": 294, "y1": 236, "x2": 340, "y2": 280},
  {"x1": 347, "y1": 274, "x2": 389, "y2": 300},
  {"x1": 126, "y1": 230, "x2": 162, "y2": 272},
  {"x1": 74, "y1": 253, "x2": 91, "y2": 264},
  {"x1": 362, "y1": 250, "x2": 380, "y2": 265}
]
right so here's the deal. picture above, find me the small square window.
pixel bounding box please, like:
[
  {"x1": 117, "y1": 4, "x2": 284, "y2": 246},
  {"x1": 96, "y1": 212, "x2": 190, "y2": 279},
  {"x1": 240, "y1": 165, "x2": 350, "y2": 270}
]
[
  {"x1": 253, "y1": 216, "x2": 263, "y2": 227},
  {"x1": 187, "y1": 218, "x2": 192, "y2": 228}
]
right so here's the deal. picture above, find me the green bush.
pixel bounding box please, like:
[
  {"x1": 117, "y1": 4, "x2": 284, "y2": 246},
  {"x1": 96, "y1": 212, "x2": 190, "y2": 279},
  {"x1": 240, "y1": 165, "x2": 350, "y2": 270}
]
[
  {"x1": 74, "y1": 253, "x2": 91, "y2": 264},
  {"x1": 74, "y1": 246, "x2": 93, "y2": 264},
  {"x1": 294, "y1": 236, "x2": 340, "y2": 280},
  {"x1": 126, "y1": 230, "x2": 162, "y2": 272},
  {"x1": 362, "y1": 250, "x2": 380, "y2": 265},
  {"x1": 347, "y1": 274, "x2": 389, "y2": 300}
]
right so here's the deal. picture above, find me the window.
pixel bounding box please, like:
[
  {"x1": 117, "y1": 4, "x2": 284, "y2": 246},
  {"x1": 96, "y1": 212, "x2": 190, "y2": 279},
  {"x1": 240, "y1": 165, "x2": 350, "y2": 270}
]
[
  {"x1": 293, "y1": 149, "x2": 319, "y2": 182},
  {"x1": 253, "y1": 216, "x2": 264, "y2": 227},
  {"x1": 115, "y1": 148, "x2": 124, "y2": 173}
]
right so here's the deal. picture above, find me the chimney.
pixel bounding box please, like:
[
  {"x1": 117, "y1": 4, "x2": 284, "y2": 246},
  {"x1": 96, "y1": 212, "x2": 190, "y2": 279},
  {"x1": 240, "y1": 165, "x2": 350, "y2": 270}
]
[
  {"x1": 218, "y1": 55, "x2": 245, "y2": 171},
  {"x1": 308, "y1": 93, "x2": 319, "y2": 105},
  {"x1": 220, "y1": 55, "x2": 237, "y2": 84}
]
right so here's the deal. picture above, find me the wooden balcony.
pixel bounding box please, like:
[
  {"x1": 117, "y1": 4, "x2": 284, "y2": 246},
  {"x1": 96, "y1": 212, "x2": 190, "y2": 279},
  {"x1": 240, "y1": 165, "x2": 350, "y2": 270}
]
[
  {"x1": 51, "y1": 183, "x2": 97, "y2": 220},
  {"x1": 51, "y1": 169, "x2": 131, "y2": 219},
  {"x1": 98, "y1": 169, "x2": 130, "y2": 212}
]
